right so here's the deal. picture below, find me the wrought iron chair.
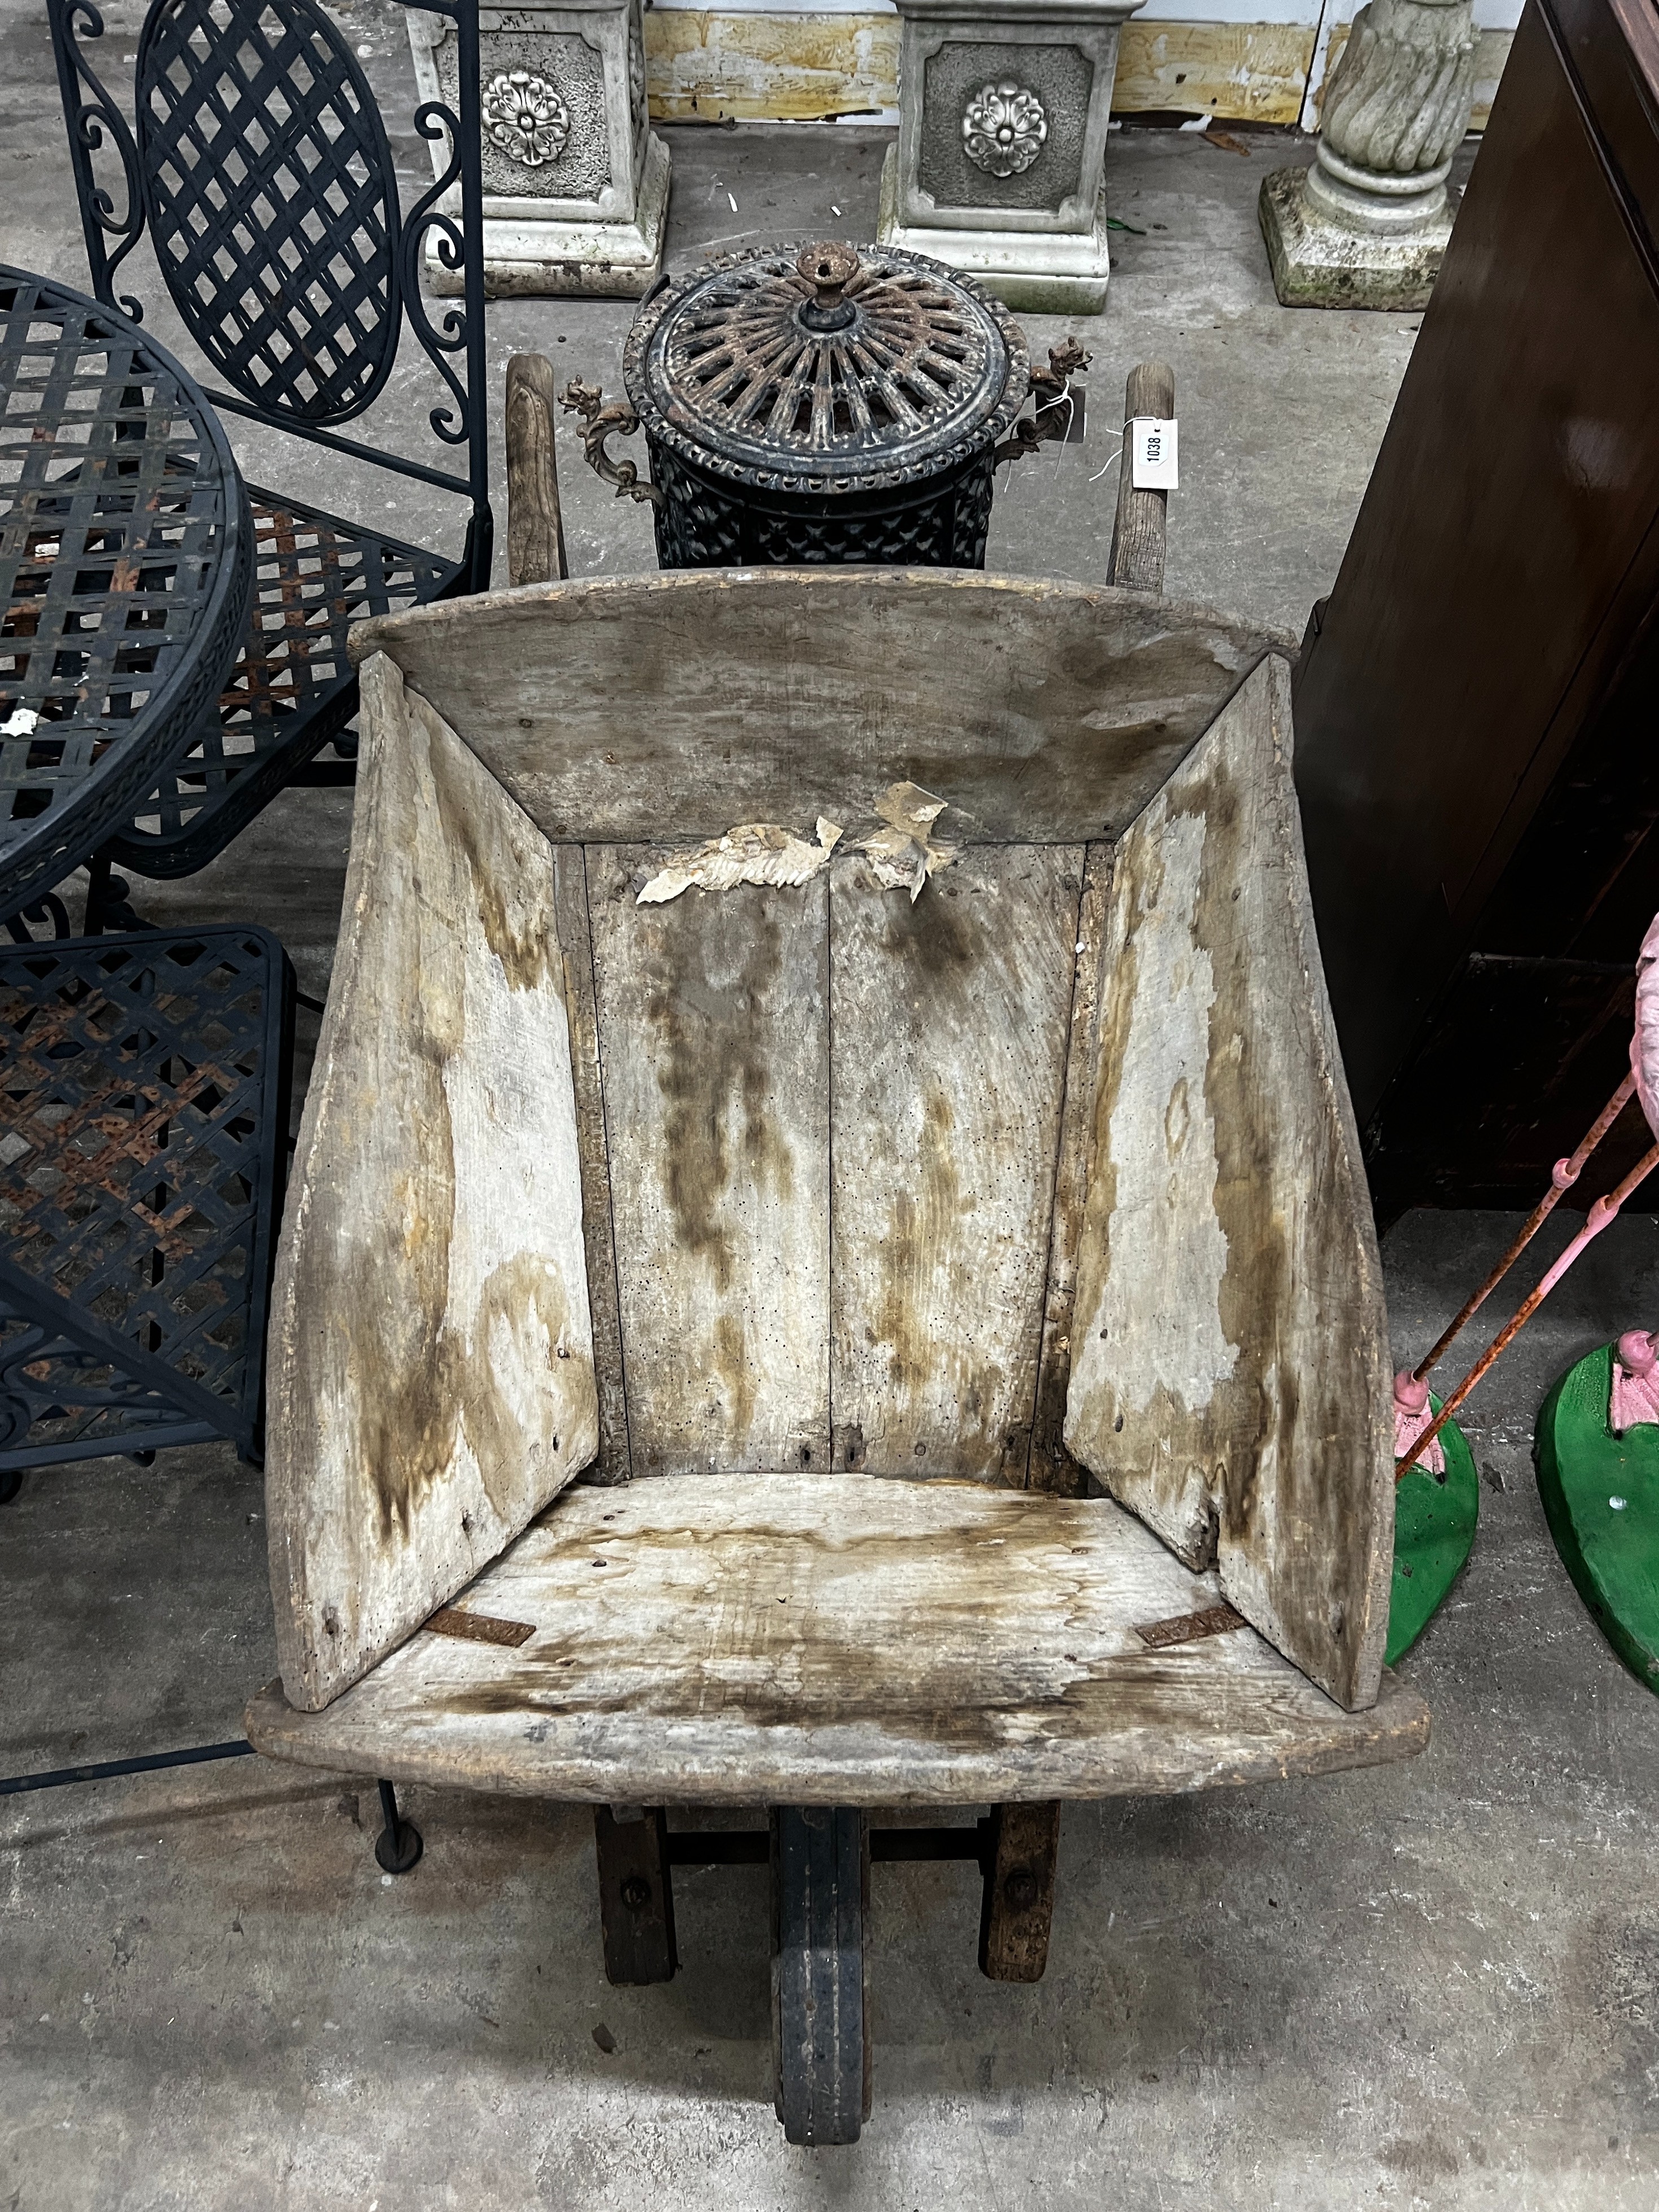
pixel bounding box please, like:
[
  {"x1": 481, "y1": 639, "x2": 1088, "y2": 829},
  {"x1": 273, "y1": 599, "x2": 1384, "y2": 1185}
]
[{"x1": 47, "y1": 0, "x2": 491, "y2": 924}]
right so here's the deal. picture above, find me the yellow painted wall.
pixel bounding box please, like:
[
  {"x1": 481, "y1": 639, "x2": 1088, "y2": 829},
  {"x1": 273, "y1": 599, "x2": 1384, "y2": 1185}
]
[
  {"x1": 645, "y1": 11, "x2": 898, "y2": 121},
  {"x1": 1114, "y1": 21, "x2": 1317, "y2": 125},
  {"x1": 644, "y1": 11, "x2": 1515, "y2": 130}
]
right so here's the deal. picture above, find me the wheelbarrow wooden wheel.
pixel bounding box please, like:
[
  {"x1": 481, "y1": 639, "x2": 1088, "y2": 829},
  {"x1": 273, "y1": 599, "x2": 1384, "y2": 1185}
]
[{"x1": 771, "y1": 1807, "x2": 870, "y2": 2146}]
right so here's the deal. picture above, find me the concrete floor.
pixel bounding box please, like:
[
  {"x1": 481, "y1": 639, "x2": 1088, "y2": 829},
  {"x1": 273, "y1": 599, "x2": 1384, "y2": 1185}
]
[{"x1": 5, "y1": 2, "x2": 1657, "y2": 2204}]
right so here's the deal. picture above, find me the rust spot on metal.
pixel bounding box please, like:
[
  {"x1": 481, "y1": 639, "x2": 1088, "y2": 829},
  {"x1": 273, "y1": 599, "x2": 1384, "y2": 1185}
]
[
  {"x1": 1134, "y1": 1603, "x2": 1246, "y2": 1648},
  {"x1": 426, "y1": 1606, "x2": 537, "y2": 1648}
]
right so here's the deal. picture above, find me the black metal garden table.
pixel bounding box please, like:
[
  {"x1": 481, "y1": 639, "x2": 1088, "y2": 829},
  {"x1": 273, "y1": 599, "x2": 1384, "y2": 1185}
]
[{"x1": 0, "y1": 266, "x2": 250, "y2": 932}]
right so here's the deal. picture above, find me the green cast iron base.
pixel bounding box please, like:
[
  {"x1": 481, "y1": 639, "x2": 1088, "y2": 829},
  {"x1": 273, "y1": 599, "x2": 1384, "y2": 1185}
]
[
  {"x1": 1535, "y1": 1344, "x2": 1659, "y2": 1693},
  {"x1": 1388, "y1": 1398, "x2": 1478, "y2": 1666}
]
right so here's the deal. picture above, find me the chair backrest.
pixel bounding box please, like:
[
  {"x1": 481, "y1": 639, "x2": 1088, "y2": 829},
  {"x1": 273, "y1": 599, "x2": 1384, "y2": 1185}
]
[
  {"x1": 137, "y1": 0, "x2": 403, "y2": 423},
  {"x1": 49, "y1": 0, "x2": 490, "y2": 578}
]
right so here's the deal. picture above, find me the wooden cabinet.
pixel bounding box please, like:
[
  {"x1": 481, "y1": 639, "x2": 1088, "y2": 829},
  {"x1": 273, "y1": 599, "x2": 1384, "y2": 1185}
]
[{"x1": 1294, "y1": 0, "x2": 1659, "y2": 1221}]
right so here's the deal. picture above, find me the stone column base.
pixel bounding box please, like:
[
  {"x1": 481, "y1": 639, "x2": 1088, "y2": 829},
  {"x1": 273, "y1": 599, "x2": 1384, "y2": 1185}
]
[
  {"x1": 876, "y1": 146, "x2": 1111, "y2": 317},
  {"x1": 1258, "y1": 165, "x2": 1451, "y2": 311},
  {"x1": 428, "y1": 133, "x2": 672, "y2": 300}
]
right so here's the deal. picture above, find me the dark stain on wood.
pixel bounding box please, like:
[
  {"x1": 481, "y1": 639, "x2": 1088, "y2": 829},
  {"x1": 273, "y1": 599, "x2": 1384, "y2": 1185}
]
[
  {"x1": 444, "y1": 783, "x2": 559, "y2": 997},
  {"x1": 555, "y1": 847, "x2": 633, "y2": 1486},
  {"x1": 352, "y1": 1240, "x2": 591, "y2": 1547},
  {"x1": 644, "y1": 897, "x2": 791, "y2": 1296},
  {"x1": 1179, "y1": 750, "x2": 1293, "y2": 1557},
  {"x1": 1029, "y1": 845, "x2": 1114, "y2": 1498},
  {"x1": 874, "y1": 1083, "x2": 960, "y2": 1395}
]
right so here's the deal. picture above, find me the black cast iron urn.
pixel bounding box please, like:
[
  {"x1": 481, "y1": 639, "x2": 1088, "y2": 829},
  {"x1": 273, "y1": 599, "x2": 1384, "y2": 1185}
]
[{"x1": 561, "y1": 240, "x2": 1084, "y2": 569}]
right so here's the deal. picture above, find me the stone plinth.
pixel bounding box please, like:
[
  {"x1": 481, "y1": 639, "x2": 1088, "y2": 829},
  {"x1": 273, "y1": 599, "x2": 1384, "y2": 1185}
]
[
  {"x1": 877, "y1": 0, "x2": 1144, "y2": 315},
  {"x1": 1261, "y1": 0, "x2": 1475, "y2": 311},
  {"x1": 409, "y1": 0, "x2": 669, "y2": 299}
]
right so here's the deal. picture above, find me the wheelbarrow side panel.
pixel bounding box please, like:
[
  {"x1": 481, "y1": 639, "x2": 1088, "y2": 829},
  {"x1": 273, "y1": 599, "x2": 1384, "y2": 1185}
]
[
  {"x1": 1065, "y1": 656, "x2": 1393, "y2": 1711},
  {"x1": 346, "y1": 569, "x2": 1291, "y2": 852},
  {"x1": 266, "y1": 655, "x2": 600, "y2": 1712}
]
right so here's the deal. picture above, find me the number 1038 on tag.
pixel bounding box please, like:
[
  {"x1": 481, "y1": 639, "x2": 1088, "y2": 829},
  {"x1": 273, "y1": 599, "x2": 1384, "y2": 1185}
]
[{"x1": 1131, "y1": 418, "x2": 1179, "y2": 491}]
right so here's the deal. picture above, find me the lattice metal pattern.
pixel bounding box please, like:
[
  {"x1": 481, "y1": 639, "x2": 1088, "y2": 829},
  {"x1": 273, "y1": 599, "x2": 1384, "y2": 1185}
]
[
  {"x1": 105, "y1": 492, "x2": 457, "y2": 872},
  {"x1": 0, "y1": 927, "x2": 292, "y2": 1468},
  {"x1": 137, "y1": 0, "x2": 402, "y2": 424},
  {"x1": 0, "y1": 270, "x2": 247, "y2": 917},
  {"x1": 652, "y1": 446, "x2": 999, "y2": 571}
]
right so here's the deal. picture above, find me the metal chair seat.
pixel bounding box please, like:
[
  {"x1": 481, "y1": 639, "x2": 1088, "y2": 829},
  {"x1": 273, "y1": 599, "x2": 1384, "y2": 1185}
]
[
  {"x1": 100, "y1": 490, "x2": 461, "y2": 879},
  {"x1": 0, "y1": 925, "x2": 293, "y2": 1495}
]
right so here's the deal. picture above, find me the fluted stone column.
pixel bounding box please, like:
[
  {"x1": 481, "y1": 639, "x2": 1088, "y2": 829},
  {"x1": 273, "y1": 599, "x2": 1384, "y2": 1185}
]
[{"x1": 1259, "y1": 0, "x2": 1477, "y2": 309}]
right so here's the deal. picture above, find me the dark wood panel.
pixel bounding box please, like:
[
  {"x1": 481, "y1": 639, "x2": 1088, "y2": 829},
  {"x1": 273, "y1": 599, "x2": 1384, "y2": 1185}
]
[
  {"x1": 1365, "y1": 954, "x2": 1652, "y2": 1224},
  {"x1": 1294, "y1": 0, "x2": 1659, "y2": 1128}
]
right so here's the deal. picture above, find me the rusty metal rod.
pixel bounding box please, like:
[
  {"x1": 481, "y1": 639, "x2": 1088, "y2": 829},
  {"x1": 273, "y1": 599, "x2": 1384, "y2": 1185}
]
[
  {"x1": 1411, "y1": 1071, "x2": 1638, "y2": 1384},
  {"x1": 1397, "y1": 1137, "x2": 1659, "y2": 1478}
]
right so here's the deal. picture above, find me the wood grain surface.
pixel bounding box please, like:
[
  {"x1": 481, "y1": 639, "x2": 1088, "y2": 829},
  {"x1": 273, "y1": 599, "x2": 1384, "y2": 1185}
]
[
  {"x1": 1108, "y1": 362, "x2": 1174, "y2": 595},
  {"x1": 504, "y1": 353, "x2": 567, "y2": 589},
  {"x1": 247, "y1": 1470, "x2": 1429, "y2": 1803},
  {"x1": 829, "y1": 846, "x2": 1081, "y2": 1482},
  {"x1": 348, "y1": 569, "x2": 1287, "y2": 851},
  {"x1": 1065, "y1": 655, "x2": 1393, "y2": 1712},
  {"x1": 586, "y1": 848, "x2": 831, "y2": 1478},
  {"x1": 265, "y1": 656, "x2": 599, "y2": 1711}
]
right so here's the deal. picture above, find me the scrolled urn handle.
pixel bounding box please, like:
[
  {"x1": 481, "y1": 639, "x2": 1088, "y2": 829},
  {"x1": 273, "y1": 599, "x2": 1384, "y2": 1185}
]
[
  {"x1": 558, "y1": 378, "x2": 664, "y2": 507},
  {"x1": 992, "y1": 339, "x2": 1094, "y2": 467}
]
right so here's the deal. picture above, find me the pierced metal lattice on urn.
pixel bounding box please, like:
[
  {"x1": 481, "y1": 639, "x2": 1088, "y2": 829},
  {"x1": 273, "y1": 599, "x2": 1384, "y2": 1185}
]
[{"x1": 563, "y1": 242, "x2": 1083, "y2": 568}]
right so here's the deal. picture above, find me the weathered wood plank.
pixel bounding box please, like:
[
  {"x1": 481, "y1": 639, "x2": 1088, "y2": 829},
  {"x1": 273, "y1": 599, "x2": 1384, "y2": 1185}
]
[
  {"x1": 551, "y1": 848, "x2": 631, "y2": 1485},
  {"x1": 830, "y1": 846, "x2": 1081, "y2": 1482},
  {"x1": 246, "y1": 1469, "x2": 1430, "y2": 1804},
  {"x1": 587, "y1": 852, "x2": 831, "y2": 1476},
  {"x1": 266, "y1": 655, "x2": 599, "y2": 1713},
  {"x1": 351, "y1": 570, "x2": 1287, "y2": 850},
  {"x1": 1028, "y1": 843, "x2": 1114, "y2": 1496},
  {"x1": 1064, "y1": 654, "x2": 1393, "y2": 1712},
  {"x1": 594, "y1": 1806, "x2": 678, "y2": 1984},
  {"x1": 978, "y1": 1803, "x2": 1061, "y2": 1983}
]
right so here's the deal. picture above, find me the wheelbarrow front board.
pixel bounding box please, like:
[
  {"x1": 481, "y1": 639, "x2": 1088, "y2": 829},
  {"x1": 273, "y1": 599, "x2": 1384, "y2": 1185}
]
[{"x1": 256, "y1": 570, "x2": 1424, "y2": 1796}]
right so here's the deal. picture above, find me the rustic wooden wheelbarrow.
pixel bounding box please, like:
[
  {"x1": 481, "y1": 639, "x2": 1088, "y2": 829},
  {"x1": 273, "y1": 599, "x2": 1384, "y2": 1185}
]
[{"x1": 247, "y1": 368, "x2": 1427, "y2": 2144}]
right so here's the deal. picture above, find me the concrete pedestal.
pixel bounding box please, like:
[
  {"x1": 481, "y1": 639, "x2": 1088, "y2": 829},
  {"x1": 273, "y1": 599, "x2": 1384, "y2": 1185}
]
[
  {"x1": 1259, "y1": 165, "x2": 1452, "y2": 311},
  {"x1": 876, "y1": 0, "x2": 1142, "y2": 315},
  {"x1": 409, "y1": 0, "x2": 669, "y2": 300},
  {"x1": 1259, "y1": 0, "x2": 1473, "y2": 311}
]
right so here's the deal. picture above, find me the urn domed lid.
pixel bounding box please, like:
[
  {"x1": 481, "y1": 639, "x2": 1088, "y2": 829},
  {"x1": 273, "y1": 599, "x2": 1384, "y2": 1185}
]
[{"x1": 621, "y1": 240, "x2": 1030, "y2": 493}]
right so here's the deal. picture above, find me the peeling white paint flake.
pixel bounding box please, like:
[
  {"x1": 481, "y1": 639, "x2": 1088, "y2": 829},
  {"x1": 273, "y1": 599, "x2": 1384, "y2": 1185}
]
[
  {"x1": 857, "y1": 781, "x2": 959, "y2": 902},
  {"x1": 636, "y1": 816, "x2": 842, "y2": 903}
]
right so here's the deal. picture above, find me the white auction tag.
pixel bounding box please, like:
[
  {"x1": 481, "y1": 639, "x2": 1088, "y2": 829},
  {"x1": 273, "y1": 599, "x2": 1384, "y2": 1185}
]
[{"x1": 1130, "y1": 416, "x2": 1179, "y2": 490}]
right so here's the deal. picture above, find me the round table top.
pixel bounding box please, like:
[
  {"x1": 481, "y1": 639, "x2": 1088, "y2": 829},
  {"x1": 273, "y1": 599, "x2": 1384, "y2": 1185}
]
[{"x1": 0, "y1": 266, "x2": 250, "y2": 921}]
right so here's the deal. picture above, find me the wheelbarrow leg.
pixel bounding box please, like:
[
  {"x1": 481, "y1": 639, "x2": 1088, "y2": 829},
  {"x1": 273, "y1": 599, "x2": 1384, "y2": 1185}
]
[
  {"x1": 978, "y1": 1803, "x2": 1061, "y2": 1982},
  {"x1": 374, "y1": 1779, "x2": 423, "y2": 1875},
  {"x1": 771, "y1": 1807, "x2": 870, "y2": 2146},
  {"x1": 594, "y1": 1806, "x2": 677, "y2": 1984}
]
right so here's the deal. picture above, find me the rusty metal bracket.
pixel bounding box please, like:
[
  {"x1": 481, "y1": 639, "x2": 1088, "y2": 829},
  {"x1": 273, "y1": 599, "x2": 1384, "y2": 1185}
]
[
  {"x1": 559, "y1": 378, "x2": 664, "y2": 507},
  {"x1": 993, "y1": 339, "x2": 1092, "y2": 467}
]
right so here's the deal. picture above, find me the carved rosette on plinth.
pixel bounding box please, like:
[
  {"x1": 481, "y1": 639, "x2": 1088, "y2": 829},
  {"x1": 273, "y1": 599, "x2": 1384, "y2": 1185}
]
[
  {"x1": 1259, "y1": 0, "x2": 1476, "y2": 310},
  {"x1": 409, "y1": 0, "x2": 669, "y2": 298},
  {"x1": 877, "y1": 0, "x2": 1146, "y2": 315}
]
